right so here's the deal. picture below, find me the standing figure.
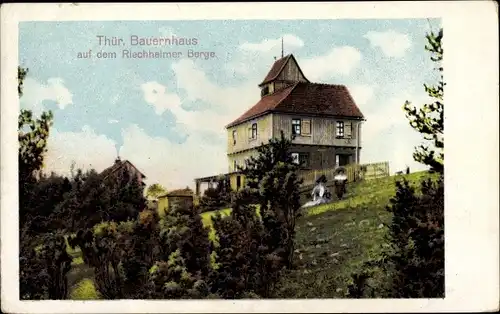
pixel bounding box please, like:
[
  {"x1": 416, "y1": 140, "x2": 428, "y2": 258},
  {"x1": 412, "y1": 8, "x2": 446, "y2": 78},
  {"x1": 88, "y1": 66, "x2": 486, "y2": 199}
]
[{"x1": 334, "y1": 168, "x2": 348, "y2": 200}]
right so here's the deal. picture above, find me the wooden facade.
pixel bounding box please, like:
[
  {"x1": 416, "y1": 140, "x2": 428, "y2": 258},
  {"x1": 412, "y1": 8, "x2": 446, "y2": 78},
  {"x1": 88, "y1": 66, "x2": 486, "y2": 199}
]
[
  {"x1": 194, "y1": 53, "x2": 365, "y2": 196},
  {"x1": 227, "y1": 114, "x2": 273, "y2": 156},
  {"x1": 272, "y1": 113, "x2": 362, "y2": 148}
]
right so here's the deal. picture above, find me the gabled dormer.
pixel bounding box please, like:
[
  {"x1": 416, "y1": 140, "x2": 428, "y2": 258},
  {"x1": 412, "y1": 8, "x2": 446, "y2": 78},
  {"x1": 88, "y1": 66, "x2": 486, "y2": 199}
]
[{"x1": 259, "y1": 54, "x2": 309, "y2": 97}]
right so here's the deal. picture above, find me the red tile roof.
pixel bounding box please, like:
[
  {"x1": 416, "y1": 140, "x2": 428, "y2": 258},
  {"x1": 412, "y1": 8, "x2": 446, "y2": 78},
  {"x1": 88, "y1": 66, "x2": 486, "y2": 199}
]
[
  {"x1": 227, "y1": 84, "x2": 295, "y2": 128},
  {"x1": 226, "y1": 82, "x2": 364, "y2": 128}
]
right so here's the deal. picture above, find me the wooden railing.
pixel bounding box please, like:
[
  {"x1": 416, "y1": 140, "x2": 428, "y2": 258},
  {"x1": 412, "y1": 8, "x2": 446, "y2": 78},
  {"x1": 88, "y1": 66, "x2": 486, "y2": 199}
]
[{"x1": 299, "y1": 161, "x2": 390, "y2": 187}]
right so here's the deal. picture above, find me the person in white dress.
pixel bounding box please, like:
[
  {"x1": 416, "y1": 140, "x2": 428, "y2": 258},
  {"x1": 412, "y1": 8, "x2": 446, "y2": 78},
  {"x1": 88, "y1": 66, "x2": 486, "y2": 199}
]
[{"x1": 303, "y1": 175, "x2": 331, "y2": 207}]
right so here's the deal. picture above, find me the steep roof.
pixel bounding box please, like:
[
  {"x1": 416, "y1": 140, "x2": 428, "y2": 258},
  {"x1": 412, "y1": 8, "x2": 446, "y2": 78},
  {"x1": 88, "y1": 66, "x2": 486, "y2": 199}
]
[
  {"x1": 259, "y1": 54, "x2": 309, "y2": 86},
  {"x1": 227, "y1": 84, "x2": 295, "y2": 128},
  {"x1": 101, "y1": 159, "x2": 146, "y2": 181},
  {"x1": 226, "y1": 82, "x2": 365, "y2": 128}
]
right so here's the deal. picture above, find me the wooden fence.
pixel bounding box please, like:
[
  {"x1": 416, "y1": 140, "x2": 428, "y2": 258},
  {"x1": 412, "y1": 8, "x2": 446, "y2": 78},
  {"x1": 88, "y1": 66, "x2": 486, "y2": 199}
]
[{"x1": 299, "y1": 161, "x2": 390, "y2": 187}]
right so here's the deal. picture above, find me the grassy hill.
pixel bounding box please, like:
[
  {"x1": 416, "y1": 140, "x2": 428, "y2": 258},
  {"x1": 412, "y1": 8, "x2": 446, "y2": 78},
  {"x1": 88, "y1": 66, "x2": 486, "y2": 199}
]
[
  {"x1": 272, "y1": 170, "x2": 436, "y2": 297},
  {"x1": 200, "y1": 170, "x2": 436, "y2": 298},
  {"x1": 68, "y1": 170, "x2": 435, "y2": 299}
]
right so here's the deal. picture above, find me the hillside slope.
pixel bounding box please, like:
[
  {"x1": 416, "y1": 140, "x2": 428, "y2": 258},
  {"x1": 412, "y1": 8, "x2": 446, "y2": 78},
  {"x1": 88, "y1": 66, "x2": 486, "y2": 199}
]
[{"x1": 272, "y1": 170, "x2": 437, "y2": 298}]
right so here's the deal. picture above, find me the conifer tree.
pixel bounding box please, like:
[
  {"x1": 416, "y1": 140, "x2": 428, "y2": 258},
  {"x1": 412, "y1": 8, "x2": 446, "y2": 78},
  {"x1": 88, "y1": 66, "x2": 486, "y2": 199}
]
[
  {"x1": 240, "y1": 130, "x2": 303, "y2": 268},
  {"x1": 209, "y1": 188, "x2": 266, "y2": 298},
  {"x1": 159, "y1": 197, "x2": 213, "y2": 279},
  {"x1": 403, "y1": 28, "x2": 444, "y2": 173}
]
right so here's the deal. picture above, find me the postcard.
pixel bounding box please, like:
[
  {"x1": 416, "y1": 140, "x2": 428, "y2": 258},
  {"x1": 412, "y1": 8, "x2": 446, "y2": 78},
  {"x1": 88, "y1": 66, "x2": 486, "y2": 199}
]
[{"x1": 1, "y1": 2, "x2": 498, "y2": 313}]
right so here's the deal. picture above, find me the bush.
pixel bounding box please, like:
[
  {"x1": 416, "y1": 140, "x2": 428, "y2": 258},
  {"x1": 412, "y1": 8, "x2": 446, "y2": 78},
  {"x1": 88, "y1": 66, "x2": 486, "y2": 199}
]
[
  {"x1": 160, "y1": 200, "x2": 213, "y2": 278},
  {"x1": 20, "y1": 231, "x2": 73, "y2": 300},
  {"x1": 199, "y1": 178, "x2": 231, "y2": 213},
  {"x1": 348, "y1": 175, "x2": 444, "y2": 298},
  {"x1": 241, "y1": 131, "x2": 303, "y2": 269},
  {"x1": 209, "y1": 188, "x2": 265, "y2": 298}
]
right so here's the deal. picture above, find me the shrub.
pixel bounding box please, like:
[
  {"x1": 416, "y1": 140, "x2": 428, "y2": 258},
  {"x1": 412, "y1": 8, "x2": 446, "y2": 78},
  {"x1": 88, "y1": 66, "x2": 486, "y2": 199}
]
[
  {"x1": 241, "y1": 131, "x2": 303, "y2": 269},
  {"x1": 20, "y1": 231, "x2": 73, "y2": 300},
  {"x1": 68, "y1": 222, "x2": 128, "y2": 299},
  {"x1": 348, "y1": 175, "x2": 444, "y2": 298},
  {"x1": 199, "y1": 178, "x2": 231, "y2": 213},
  {"x1": 209, "y1": 188, "x2": 265, "y2": 298},
  {"x1": 159, "y1": 200, "x2": 212, "y2": 278}
]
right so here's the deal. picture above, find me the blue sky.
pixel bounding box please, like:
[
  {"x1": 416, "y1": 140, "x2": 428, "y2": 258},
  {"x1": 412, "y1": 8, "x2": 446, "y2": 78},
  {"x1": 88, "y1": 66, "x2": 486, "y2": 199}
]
[{"x1": 19, "y1": 18, "x2": 441, "y2": 189}]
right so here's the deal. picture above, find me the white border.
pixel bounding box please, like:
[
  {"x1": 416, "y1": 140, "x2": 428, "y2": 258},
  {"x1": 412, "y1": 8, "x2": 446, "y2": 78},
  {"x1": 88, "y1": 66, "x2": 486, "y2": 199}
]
[{"x1": 1, "y1": 2, "x2": 499, "y2": 313}]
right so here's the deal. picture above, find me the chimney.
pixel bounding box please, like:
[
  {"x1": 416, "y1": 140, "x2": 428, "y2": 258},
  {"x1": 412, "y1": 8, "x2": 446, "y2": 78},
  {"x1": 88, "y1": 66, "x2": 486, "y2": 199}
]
[{"x1": 115, "y1": 156, "x2": 121, "y2": 164}]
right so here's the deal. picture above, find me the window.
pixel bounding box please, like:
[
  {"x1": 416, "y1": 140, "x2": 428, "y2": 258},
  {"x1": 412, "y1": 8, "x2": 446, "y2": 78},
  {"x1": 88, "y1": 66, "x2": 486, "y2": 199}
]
[
  {"x1": 251, "y1": 123, "x2": 258, "y2": 139},
  {"x1": 336, "y1": 154, "x2": 350, "y2": 167},
  {"x1": 232, "y1": 130, "x2": 237, "y2": 145},
  {"x1": 299, "y1": 153, "x2": 310, "y2": 167},
  {"x1": 233, "y1": 160, "x2": 237, "y2": 171},
  {"x1": 336, "y1": 121, "x2": 345, "y2": 138},
  {"x1": 261, "y1": 86, "x2": 269, "y2": 97},
  {"x1": 292, "y1": 119, "x2": 301, "y2": 136},
  {"x1": 291, "y1": 152, "x2": 310, "y2": 167}
]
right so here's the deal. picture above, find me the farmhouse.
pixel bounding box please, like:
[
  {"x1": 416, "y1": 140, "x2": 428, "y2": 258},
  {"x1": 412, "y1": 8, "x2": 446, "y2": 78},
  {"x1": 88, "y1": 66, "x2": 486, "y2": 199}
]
[
  {"x1": 195, "y1": 53, "x2": 365, "y2": 196},
  {"x1": 100, "y1": 157, "x2": 146, "y2": 187}
]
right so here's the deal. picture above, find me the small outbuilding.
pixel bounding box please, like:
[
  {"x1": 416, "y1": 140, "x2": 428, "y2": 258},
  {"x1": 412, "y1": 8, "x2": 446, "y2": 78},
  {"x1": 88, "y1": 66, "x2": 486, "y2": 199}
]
[{"x1": 157, "y1": 187, "x2": 194, "y2": 214}]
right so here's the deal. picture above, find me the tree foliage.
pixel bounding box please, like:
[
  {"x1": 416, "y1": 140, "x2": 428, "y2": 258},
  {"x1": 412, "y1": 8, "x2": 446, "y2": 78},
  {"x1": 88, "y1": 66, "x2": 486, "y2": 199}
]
[
  {"x1": 146, "y1": 183, "x2": 167, "y2": 199},
  {"x1": 20, "y1": 232, "x2": 73, "y2": 300},
  {"x1": 19, "y1": 108, "x2": 54, "y2": 227},
  {"x1": 347, "y1": 177, "x2": 444, "y2": 298},
  {"x1": 240, "y1": 130, "x2": 303, "y2": 268},
  {"x1": 18, "y1": 66, "x2": 74, "y2": 300},
  {"x1": 209, "y1": 189, "x2": 268, "y2": 298},
  {"x1": 159, "y1": 199, "x2": 212, "y2": 278},
  {"x1": 199, "y1": 177, "x2": 231, "y2": 213},
  {"x1": 403, "y1": 28, "x2": 444, "y2": 173}
]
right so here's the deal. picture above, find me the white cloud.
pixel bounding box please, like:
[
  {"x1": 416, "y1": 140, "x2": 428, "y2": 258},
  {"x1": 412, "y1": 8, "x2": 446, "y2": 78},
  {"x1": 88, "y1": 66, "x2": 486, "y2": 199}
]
[
  {"x1": 21, "y1": 77, "x2": 73, "y2": 114},
  {"x1": 227, "y1": 34, "x2": 305, "y2": 76},
  {"x1": 108, "y1": 119, "x2": 119, "y2": 124},
  {"x1": 364, "y1": 30, "x2": 412, "y2": 58},
  {"x1": 360, "y1": 92, "x2": 433, "y2": 174},
  {"x1": 44, "y1": 125, "x2": 117, "y2": 177},
  {"x1": 140, "y1": 81, "x2": 182, "y2": 115},
  {"x1": 347, "y1": 84, "x2": 375, "y2": 106},
  {"x1": 171, "y1": 58, "x2": 259, "y2": 124},
  {"x1": 159, "y1": 27, "x2": 176, "y2": 37},
  {"x1": 240, "y1": 34, "x2": 304, "y2": 53},
  {"x1": 110, "y1": 94, "x2": 120, "y2": 105},
  {"x1": 43, "y1": 123, "x2": 226, "y2": 190},
  {"x1": 301, "y1": 46, "x2": 362, "y2": 81},
  {"x1": 119, "y1": 125, "x2": 227, "y2": 190}
]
